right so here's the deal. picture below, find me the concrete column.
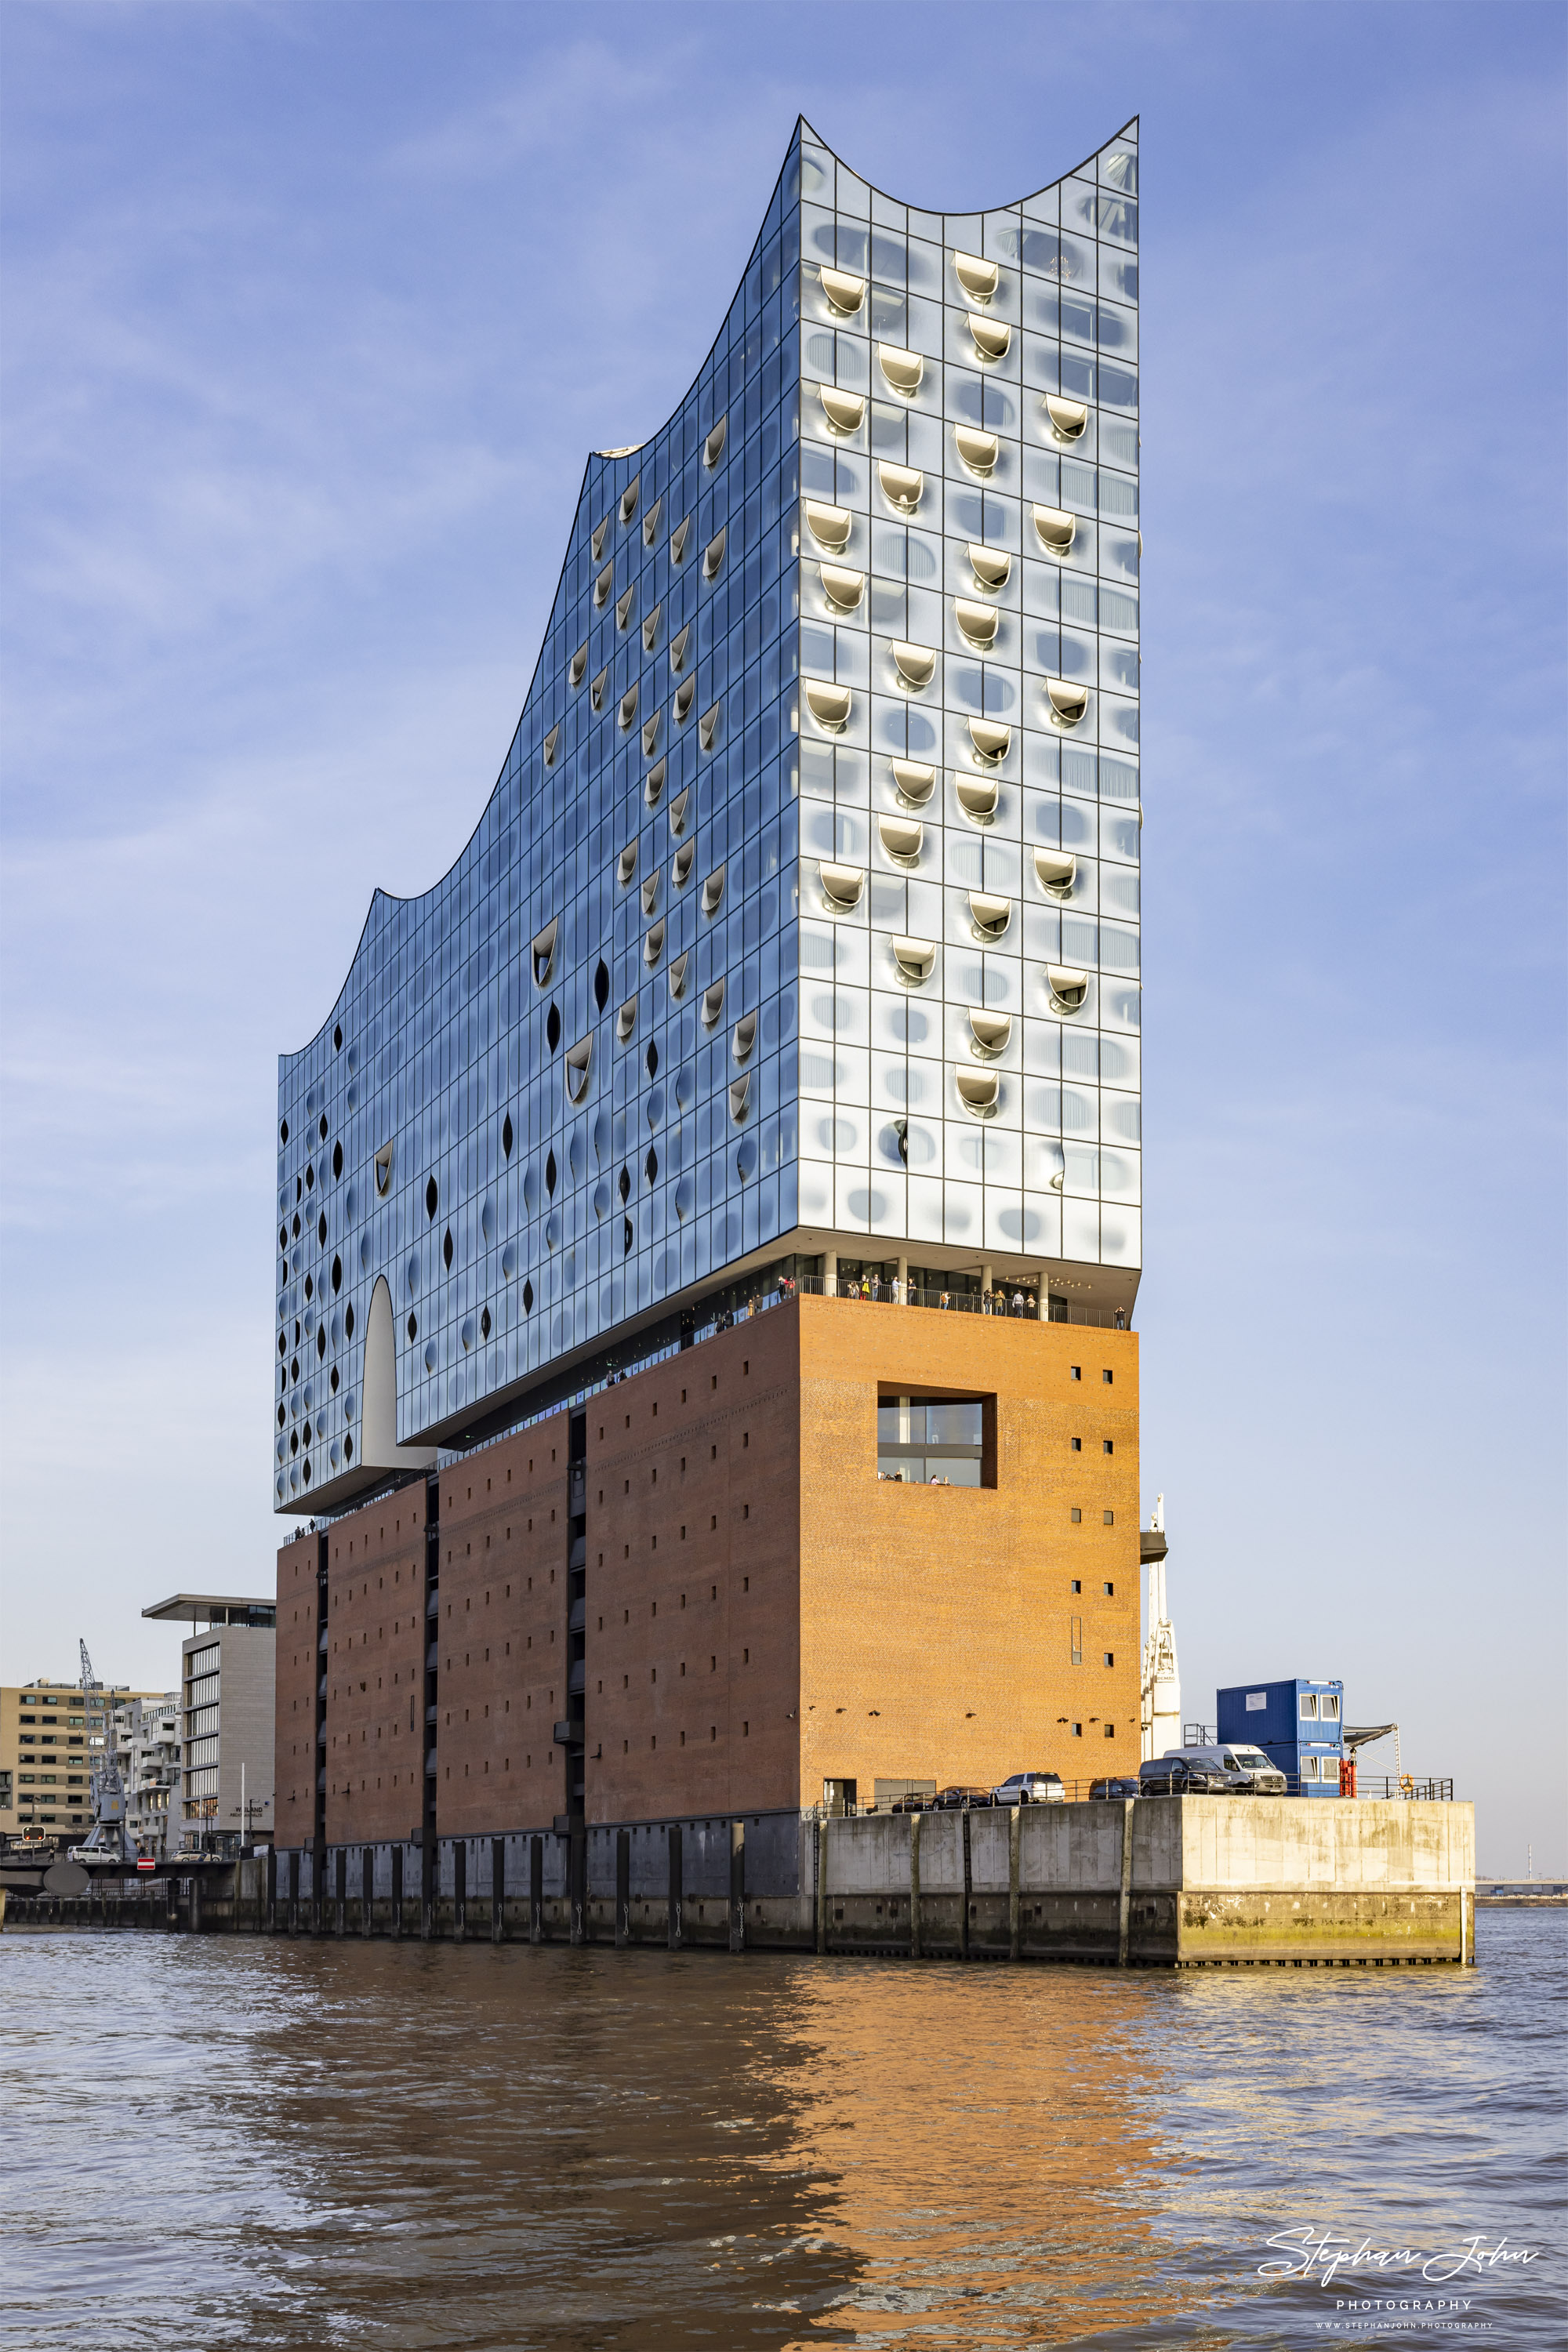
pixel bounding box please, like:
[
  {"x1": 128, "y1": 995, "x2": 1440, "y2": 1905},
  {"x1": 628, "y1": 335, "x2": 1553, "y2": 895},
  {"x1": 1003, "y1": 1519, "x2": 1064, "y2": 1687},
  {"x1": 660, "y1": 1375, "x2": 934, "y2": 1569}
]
[
  {"x1": 982, "y1": 1260, "x2": 993, "y2": 1312},
  {"x1": 960, "y1": 1810, "x2": 971, "y2": 1960},
  {"x1": 1008, "y1": 1803, "x2": 1021, "y2": 1960},
  {"x1": 362, "y1": 1846, "x2": 374, "y2": 1936},
  {"x1": 728, "y1": 1820, "x2": 745, "y2": 1955},
  {"x1": 666, "y1": 1824, "x2": 682, "y2": 1949},
  {"x1": 390, "y1": 1844, "x2": 403, "y2": 1939},
  {"x1": 529, "y1": 1835, "x2": 544, "y2": 1943},
  {"x1": 452, "y1": 1838, "x2": 466, "y2": 1942},
  {"x1": 492, "y1": 1837, "x2": 506, "y2": 1944},
  {"x1": 334, "y1": 1846, "x2": 347, "y2": 1937},
  {"x1": 615, "y1": 1829, "x2": 630, "y2": 1948},
  {"x1": 1117, "y1": 1800, "x2": 1134, "y2": 1965},
  {"x1": 909, "y1": 1813, "x2": 922, "y2": 1958},
  {"x1": 568, "y1": 1827, "x2": 586, "y2": 1944},
  {"x1": 895, "y1": 1253, "x2": 908, "y2": 1305},
  {"x1": 823, "y1": 1250, "x2": 837, "y2": 1298},
  {"x1": 815, "y1": 1818, "x2": 828, "y2": 1955}
]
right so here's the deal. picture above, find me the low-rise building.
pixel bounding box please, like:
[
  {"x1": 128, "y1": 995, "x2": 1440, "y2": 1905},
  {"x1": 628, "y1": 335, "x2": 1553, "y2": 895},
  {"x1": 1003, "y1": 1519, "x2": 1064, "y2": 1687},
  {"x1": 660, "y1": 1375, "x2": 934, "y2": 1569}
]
[
  {"x1": 142, "y1": 1595, "x2": 277, "y2": 1853},
  {"x1": 110, "y1": 1691, "x2": 183, "y2": 1858},
  {"x1": 0, "y1": 1675, "x2": 161, "y2": 1842}
]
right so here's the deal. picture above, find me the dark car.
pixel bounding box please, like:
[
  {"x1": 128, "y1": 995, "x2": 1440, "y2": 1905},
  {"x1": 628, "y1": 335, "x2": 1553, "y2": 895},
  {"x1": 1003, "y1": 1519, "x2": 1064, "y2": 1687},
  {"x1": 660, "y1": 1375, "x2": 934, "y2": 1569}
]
[
  {"x1": 1137, "y1": 1757, "x2": 1230, "y2": 1795},
  {"x1": 1089, "y1": 1775, "x2": 1142, "y2": 1799},
  {"x1": 889, "y1": 1790, "x2": 935, "y2": 1813},
  {"x1": 931, "y1": 1785, "x2": 993, "y2": 1809}
]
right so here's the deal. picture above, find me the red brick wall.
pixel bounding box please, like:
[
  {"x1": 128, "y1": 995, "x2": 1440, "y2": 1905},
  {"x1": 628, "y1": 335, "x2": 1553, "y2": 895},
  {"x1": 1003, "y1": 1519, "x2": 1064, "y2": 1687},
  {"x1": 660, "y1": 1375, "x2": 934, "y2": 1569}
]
[
  {"x1": 584, "y1": 1312, "x2": 802, "y2": 1823},
  {"x1": 274, "y1": 1537, "x2": 319, "y2": 1848},
  {"x1": 321, "y1": 1488, "x2": 429, "y2": 1846},
  {"x1": 434, "y1": 1416, "x2": 572, "y2": 1834}
]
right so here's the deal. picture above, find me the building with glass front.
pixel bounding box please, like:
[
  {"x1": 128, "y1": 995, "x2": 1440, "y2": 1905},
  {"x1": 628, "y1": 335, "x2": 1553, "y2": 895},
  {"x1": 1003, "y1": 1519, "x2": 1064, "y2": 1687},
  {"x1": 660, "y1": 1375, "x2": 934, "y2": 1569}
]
[{"x1": 274, "y1": 118, "x2": 1144, "y2": 1882}]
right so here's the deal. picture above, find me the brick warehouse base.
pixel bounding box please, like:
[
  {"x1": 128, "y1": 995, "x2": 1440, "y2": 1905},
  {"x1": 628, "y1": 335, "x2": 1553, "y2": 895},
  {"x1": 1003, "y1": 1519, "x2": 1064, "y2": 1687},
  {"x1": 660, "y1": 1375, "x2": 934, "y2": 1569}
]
[
  {"x1": 276, "y1": 1296, "x2": 1145, "y2": 1846},
  {"x1": 150, "y1": 1798, "x2": 1473, "y2": 1968}
]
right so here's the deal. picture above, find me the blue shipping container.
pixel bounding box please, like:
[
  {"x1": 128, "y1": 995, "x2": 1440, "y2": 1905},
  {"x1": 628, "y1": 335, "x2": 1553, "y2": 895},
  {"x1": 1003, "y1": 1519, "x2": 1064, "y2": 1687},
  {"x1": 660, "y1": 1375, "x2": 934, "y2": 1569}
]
[{"x1": 1217, "y1": 1678, "x2": 1345, "y2": 1796}]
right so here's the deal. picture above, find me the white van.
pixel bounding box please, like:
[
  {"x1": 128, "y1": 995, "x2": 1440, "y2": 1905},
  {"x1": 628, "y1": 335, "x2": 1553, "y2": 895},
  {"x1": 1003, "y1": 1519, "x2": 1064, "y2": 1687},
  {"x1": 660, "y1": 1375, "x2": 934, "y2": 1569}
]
[{"x1": 1160, "y1": 1744, "x2": 1287, "y2": 1795}]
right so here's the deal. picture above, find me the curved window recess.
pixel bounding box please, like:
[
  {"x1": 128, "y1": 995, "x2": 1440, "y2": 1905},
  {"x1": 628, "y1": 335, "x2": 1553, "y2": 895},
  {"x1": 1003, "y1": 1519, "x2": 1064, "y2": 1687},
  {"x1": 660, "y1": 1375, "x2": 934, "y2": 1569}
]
[
  {"x1": 375, "y1": 1142, "x2": 394, "y2": 1196},
  {"x1": 703, "y1": 415, "x2": 728, "y2": 469},
  {"x1": 804, "y1": 499, "x2": 851, "y2": 550},
  {"x1": 546, "y1": 1000, "x2": 562, "y2": 1053},
  {"x1": 698, "y1": 702, "x2": 721, "y2": 751},
  {"x1": 617, "y1": 843, "x2": 638, "y2": 887},
  {"x1": 442, "y1": 1226, "x2": 454, "y2": 1271},
  {"x1": 644, "y1": 1040, "x2": 659, "y2": 1078},
  {"x1": 669, "y1": 622, "x2": 691, "y2": 673},
  {"x1": 641, "y1": 869, "x2": 661, "y2": 916},
  {"x1": 532, "y1": 917, "x2": 558, "y2": 985},
  {"x1": 892, "y1": 1116, "x2": 909, "y2": 1164},
  {"x1": 426, "y1": 1173, "x2": 440, "y2": 1219},
  {"x1": 805, "y1": 680, "x2": 852, "y2": 734},
  {"x1": 590, "y1": 666, "x2": 608, "y2": 711},
  {"x1": 1047, "y1": 964, "x2": 1091, "y2": 1014},
  {"x1": 668, "y1": 786, "x2": 691, "y2": 835},
  {"x1": 968, "y1": 1010, "x2": 1012, "y2": 1059},
  {"x1": 728, "y1": 1073, "x2": 751, "y2": 1123},
  {"x1": 672, "y1": 840, "x2": 695, "y2": 887},
  {"x1": 641, "y1": 495, "x2": 662, "y2": 547},
  {"x1": 1045, "y1": 394, "x2": 1089, "y2": 444},
  {"x1": 641, "y1": 601, "x2": 662, "y2": 653},
  {"x1": 591, "y1": 517, "x2": 611, "y2": 562},
  {"x1": 956, "y1": 1068, "x2": 1000, "y2": 1118},
  {"x1": 878, "y1": 815, "x2": 923, "y2": 866},
  {"x1": 1033, "y1": 848, "x2": 1076, "y2": 898},
  {"x1": 968, "y1": 891, "x2": 1013, "y2": 942},
  {"x1": 877, "y1": 344, "x2": 923, "y2": 395},
  {"x1": 543, "y1": 724, "x2": 561, "y2": 767},
  {"x1": 954, "y1": 252, "x2": 1000, "y2": 303},
  {"x1": 819, "y1": 860, "x2": 866, "y2": 913},
  {"x1": 819, "y1": 384, "x2": 866, "y2": 435},
  {"x1": 819, "y1": 266, "x2": 866, "y2": 315},
  {"x1": 702, "y1": 528, "x2": 726, "y2": 581},
  {"x1": 568, "y1": 643, "x2": 588, "y2": 688},
  {"x1": 1045, "y1": 677, "x2": 1090, "y2": 728},
  {"x1": 670, "y1": 515, "x2": 691, "y2": 564},
  {"x1": 673, "y1": 1177, "x2": 693, "y2": 1221},
  {"x1": 673, "y1": 676, "x2": 696, "y2": 724},
  {"x1": 501, "y1": 1240, "x2": 517, "y2": 1278},
  {"x1": 955, "y1": 426, "x2": 999, "y2": 478},
  {"x1": 545, "y1": 1210, "x2": 561, "y2": 1253},
  {"x1": 892, "y1": 641, "x2": 936, "y2": 690},
  {"x1": 701, "y1": 978, "x2": 726, "y2": 1029},
  {"x1": 701, "y1": 863, "x2": 725, "y2": 914},
  {"x1": 967, "y1": 543, "x2": 1011, "y2": 590},
  {"x1": 502, "y1": 1112, "x2": 514, "y2": 1158},
  {"x1": 1033, "y1": 503, "x2": 1077, "y2": 556},
  {"x1": 618, "y1": 684, "x2": 639, "y2": 731},
  {"x1": 523, "y1": 1277, "x2": 535, "y2": 1313},
  {"x1": 332, "y1": 1138, "x2": 343, "y2": 1179},
  {"x1": 968, "y1": 314, "x2": 1012, "y2": 362},
  {"x1": 594, "y1": 562, "x2": 615, "y2": 608},
  {"x1": 615, "y1": 584, "x2": 635, "y2": 632},
  {"x1": 616, "y1": 999, "x2": 637, "y2": 1044},
  {"x1": 645, "y1": 758, "x2": 666, "y2": 806},
  {"x1": 643, "y1": 919, "x2": 666, "y2": 967},
  {"x1": 968, "y1": 717, "x2": 1011, "y2": 767},
  {"x1": 564, "y1": 1036, "x2": 593, "y2": 1102},
  {"x1": 819, "y1": 563, "x2": 864, "y2": 612},
  {"x1": 731, "y1": 1010, "x2": 757, "y2": 1062},
  {"x1": 879, "y1": 461, "x2": 924, "y2": 513},
  {"x1": 956, "y1": 776, "x2": 999, "y2": 824},
  {"x1": 641, "y1": 711, "x2": 662, "y2": 757},
  {"x1": 954, "y1": 598, "x2": 1000, "y2": 648},
  {"x1": 667, "y1": 950, "x2": 690, "y2": 1000},
  {"x1": 619, "y1": 475, "x2": 640, "y2": 526},
  {"x1": 891, "y1": 758, "x2": 937, "y2": 806}
]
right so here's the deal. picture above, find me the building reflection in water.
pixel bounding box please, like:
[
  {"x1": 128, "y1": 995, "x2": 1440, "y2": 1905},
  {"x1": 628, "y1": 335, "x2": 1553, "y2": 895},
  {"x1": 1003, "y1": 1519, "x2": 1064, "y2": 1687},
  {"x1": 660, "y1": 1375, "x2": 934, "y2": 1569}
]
[{"x1": 216, "y1": 1944, "x2": 1192, "y2": 2349}]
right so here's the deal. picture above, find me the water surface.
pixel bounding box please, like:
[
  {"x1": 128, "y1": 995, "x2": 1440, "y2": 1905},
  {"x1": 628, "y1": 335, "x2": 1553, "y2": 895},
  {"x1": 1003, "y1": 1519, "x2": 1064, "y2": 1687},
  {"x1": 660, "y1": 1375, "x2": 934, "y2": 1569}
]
[{"x1": 2, "y1": 1912, "x2": 1559, "y2": 2348}]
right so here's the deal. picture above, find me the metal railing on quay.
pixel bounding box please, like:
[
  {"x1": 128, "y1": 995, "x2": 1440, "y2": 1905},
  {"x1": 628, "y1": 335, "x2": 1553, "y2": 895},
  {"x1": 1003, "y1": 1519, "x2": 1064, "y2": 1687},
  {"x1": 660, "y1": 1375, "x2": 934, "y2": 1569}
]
[{"x1": 807, "y1": 1773, "x2": 1456, "y2": 1817}]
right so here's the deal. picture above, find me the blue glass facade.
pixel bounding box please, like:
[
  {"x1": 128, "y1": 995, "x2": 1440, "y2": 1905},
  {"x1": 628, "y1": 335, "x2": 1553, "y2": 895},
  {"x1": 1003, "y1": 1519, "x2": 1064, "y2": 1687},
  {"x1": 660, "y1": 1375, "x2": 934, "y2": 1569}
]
[{"x1": 275, "y1": 118, "x2": 1140, "y2": 1515}]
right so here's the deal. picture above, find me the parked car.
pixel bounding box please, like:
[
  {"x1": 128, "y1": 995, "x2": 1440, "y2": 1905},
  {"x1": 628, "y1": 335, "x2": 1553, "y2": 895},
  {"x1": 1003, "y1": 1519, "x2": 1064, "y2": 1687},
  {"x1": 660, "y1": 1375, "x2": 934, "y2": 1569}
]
[
  {"x1": 1089, "y1": 1775, "x2": 1142, "y2": 1799},
  {"x1": 1153, "y1": 1744, "x2": 1289, "y2": 1795},
  {"x1": 1137, "y1": 1756, "x2": 1231, "y2": 1795},
  {"x1": 991, "y1": 1771, "x2": 1067, "y2": 1806},
  {"x1": 931, "y1": 1785, "x2": 993, "y2": 1809},
  {"x1": 889, "y1": 1790, "x2": 935, "y2": 1813}
]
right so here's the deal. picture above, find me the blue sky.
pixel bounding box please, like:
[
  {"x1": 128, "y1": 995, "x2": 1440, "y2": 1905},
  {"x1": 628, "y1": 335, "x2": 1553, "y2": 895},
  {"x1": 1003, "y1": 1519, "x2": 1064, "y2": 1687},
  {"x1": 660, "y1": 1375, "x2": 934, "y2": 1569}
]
[{"x1": 2, "y1": 1, "x2": 1563, "y2": 1867}]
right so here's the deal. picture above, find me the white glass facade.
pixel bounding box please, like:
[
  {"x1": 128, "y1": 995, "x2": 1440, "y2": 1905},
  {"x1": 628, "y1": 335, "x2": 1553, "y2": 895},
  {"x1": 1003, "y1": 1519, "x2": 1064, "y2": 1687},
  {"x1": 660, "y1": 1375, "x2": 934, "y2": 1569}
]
[{"x1": 275, "y1": 118, "x2": 1141, "y2": 1515}]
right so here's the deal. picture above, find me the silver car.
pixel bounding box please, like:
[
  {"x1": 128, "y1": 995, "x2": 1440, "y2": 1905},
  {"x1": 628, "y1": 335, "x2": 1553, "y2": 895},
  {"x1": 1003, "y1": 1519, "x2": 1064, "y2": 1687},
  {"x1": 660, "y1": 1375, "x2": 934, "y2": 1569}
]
[{"x1": 992, "y1": 1771, "x2": 1067, "y2": 1806}]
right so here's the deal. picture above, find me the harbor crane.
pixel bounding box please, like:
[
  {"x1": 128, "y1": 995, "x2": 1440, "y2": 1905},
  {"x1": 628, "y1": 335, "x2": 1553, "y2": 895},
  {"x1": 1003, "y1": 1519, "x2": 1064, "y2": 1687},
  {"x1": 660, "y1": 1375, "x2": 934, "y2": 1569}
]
[{"x1": 72, "y1": 1640, "x2": 138, "y2": 1863}]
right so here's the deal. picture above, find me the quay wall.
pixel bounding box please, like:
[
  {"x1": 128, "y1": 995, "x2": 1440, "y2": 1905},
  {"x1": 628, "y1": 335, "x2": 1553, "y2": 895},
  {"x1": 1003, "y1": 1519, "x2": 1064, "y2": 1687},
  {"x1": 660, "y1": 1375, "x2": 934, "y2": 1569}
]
[{"x1": 3, "y1": 1798, "x2": 1475, "y2": 1967}]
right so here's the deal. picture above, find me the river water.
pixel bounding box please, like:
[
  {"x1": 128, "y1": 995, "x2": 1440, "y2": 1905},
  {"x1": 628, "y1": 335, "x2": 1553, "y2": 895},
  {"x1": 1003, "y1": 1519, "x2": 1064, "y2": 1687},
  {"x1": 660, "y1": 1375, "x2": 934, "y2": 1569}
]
[{"x1": 2, "y1": 1911, "x2": 1559, "y2": 2349}]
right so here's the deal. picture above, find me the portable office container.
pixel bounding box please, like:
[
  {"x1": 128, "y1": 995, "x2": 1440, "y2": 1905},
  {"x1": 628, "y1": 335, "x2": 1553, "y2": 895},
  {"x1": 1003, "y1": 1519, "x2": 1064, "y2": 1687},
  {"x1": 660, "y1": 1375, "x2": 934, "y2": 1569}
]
[{"x1": 1217, "y1": 1678, "x2": 1345, "y2": 1795}]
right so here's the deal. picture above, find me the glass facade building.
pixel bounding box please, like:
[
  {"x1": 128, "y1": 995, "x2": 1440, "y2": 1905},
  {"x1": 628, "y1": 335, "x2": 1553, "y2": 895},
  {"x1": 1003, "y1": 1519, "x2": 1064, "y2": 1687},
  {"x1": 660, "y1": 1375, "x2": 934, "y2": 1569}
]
[{"x1": 275, "y1": 118, "x2": 1140, "y2": 1518}]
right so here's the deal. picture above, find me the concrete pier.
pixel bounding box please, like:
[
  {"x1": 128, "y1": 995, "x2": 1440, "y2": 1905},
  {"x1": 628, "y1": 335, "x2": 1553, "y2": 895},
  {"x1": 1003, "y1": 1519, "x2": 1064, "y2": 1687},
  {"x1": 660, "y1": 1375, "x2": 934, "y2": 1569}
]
[{"x1": 2, "y1": 1798, "x2": 1475, "y2": 1965}]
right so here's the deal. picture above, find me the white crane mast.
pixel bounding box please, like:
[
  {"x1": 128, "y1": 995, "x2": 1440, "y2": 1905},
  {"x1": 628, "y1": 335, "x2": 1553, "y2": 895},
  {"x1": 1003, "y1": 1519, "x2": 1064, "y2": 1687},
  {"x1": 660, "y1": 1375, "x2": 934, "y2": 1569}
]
[
  {"x1": 74, "y1": 1639, "x2": 136, "y2": 1862},
  {"x1": 1139, "y1": 1495, "x2": 1182, "y2": 1762}
]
